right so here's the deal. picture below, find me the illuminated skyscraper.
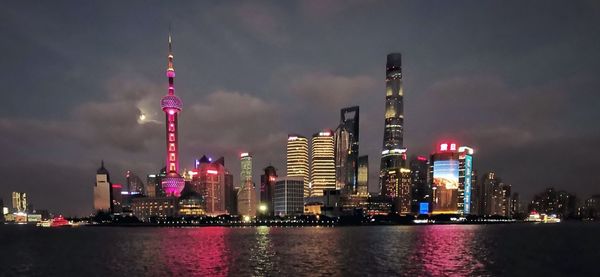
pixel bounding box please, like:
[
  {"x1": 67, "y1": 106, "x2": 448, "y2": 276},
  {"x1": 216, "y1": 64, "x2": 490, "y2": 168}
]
[
  {"x1": 125, "y1": 170, "x2": 145, "y2": 196},
  {"x1": 240, "y1": 153, "x2": 252, "y2": 188},
  {"x1": 335, "y1": 106, "x2": 360, "y2": 194},
  {"x1": 191, "y1": 156, "x2": 228, "y2": 215},
  {"x1": 12, "y1": 192, "x2": 27, "y2": 213},
  {"x1": 260, "y1": 166, "x2": 277, "y2": 216},
  {"x1": 160, "y1": 33, "x2": 185, "y2": 197},
  {"x1": 429, "y1": 143, "x2": 474, "y2": 215},
  {"x1": 357, "y1": 155, "x2": 369, "y2": 196},
  {"x1": 311, "y1": 130, "x2": 336, "y2": 197},
  {"x1": 237, "y1": 180, "x2": 257, "y2": 217},
  {"x1": 286, "y1": 134, "x2": 309, "y2": 196},
  {"x1": 380, "y1": 53, "x2": 407, "y2": 198},
  {"x1": 94, "y1": 161, "x2": 111, "y2": 212}
]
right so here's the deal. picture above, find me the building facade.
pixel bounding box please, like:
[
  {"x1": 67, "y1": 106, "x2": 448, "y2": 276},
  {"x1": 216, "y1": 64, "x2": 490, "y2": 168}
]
[
  {"x1": 311, "y1": 130, "x2": 336, "y2": 196},
  {"x1": 274, "y1": 177, "x2": 304, "y2": 216},
  {"x1": 357, "y1": 155, "x2": 369, "y2": 196},
  {"x1": 240, "y1": 153, "x2": 252, "y2": 188},
  {"x1": 191, "y1": 156, "x2": 228, "y2": 215},
  {"x1": 286, "y1": 134, "x2": 310, "y2": 196},
  {"x1": 429, "y1": 143, "x2": 474, "y2": 215},
  {"x1": 335, "y1": 106, "x2": 360, "y2": 194},
  {"x1": 410, "y1": 156, "x2": 429, "y2": 214},
  {"x1": 260, "y1": 166, "x2": 277, "y2": 216},
  {"x1": 237, "y1": 180, "x2": 257, "y2": 217},
  {"x1": 93, "y1": 161, "x2": 111, "y2": 212},
  {"x1": 380, "y1": 53, "x2": 406, "y2": 196}
]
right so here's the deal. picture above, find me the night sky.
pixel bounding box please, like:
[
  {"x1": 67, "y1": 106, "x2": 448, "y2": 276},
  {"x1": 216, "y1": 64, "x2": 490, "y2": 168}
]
[{"x1": 1, "y1": 1, "x2": 599, "y2": 216}]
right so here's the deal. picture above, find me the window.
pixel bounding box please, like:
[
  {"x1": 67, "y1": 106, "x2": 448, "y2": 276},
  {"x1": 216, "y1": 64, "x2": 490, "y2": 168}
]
[
  {"x1": 169, "y1": 133, "x2": 175, "y2": 142},
  {"x1": 170, "y1": 153, "x2": 176, "y2": 161},
  {"x1": 169, "y1": 143, "x2": 176, "y2": 151}
]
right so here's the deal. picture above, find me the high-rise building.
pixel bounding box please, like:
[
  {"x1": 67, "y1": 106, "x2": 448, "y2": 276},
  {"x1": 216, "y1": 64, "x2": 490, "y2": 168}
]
[
  {"x1": 335, "y1": 106, "x2": 360, "y2": 194},
  {"x1": 470, "y1": 170, "x2": 481, "y2": 215},
  {"x1": 410, "y1": 156, "x2": 430, "y2": 214},
  {"x1": 357, "y1": 155, "x2": 369, "y2": 196},
  {"x1": 11, "y1": 192, "x2": 27, "y2": 213},
  {"x1": 260, "y1": 166, "x2": 277, "y2": 216},
  {"x1": 94, "y1": 161, "x2": 111, "y2": 212},
  {"x1": 287, "y1": 134, "x2": 309, "y2": 196},
  {"x1": 528, "y1": 188, "x2": 577, "y2": 218},
  {"x1": 237, "y1": 180, "x2": 257, "y2": 217},
  {"x1": 458, "y1": 146, "x2": 474, "y2": 215},
  {"x1": 110, "y1": 183, "x2": 123, "y2": 213},
  {"x1": 224, "y1": 170, "x2": 236, "y2": 215},
  {"x1": 429, "y1": 143, "x2": 474, "y2": 215},
  {"x1": 274, "y1": 177, "x2": 304, "y2": 216},
  {"x1": 380, "y1": 53, "x2": 406, "y2": 193},
  {"x1": 126, "y1": 170, "x2": 145, "y2": 196},
  {"x1": 311, "y1": 130, "x2": 336, "y2": 197},
  {"x1": 480, "y1": 172, "x2": 499, "y2": 215},
  {"x1": 490, "y1": 182, "x2": 511, "y2": 217},
  {"x1": 160, "y1": 33, "x2": 185, "y2": 197},
  {"x1": 240, "y1": 153, "x2": 252, "y2": 188},
  {"x1": 191, "y1": 156, "x2": 227, "y2": 215},
  {"x1": 510, "y1": 192, "x2": 521, "y2": 218}
]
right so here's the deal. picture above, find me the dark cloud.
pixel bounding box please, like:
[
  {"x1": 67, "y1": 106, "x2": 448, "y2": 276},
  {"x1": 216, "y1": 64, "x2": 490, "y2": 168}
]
[{"x1": 1, "y1": 1, "x2": 600, "y2": 215}]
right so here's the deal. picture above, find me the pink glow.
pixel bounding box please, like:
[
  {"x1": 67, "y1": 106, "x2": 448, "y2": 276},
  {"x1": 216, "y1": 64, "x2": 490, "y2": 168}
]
[
  {"x1": 418, "y1": 156, "x2": 427, "y2": 161},
  {"x1": 207, "y1": 169, "x2": 219, "y2": 175},
  {"x1": 450, "y1": 143, "x2": 457, "y2": 151},
  {"x1": 440, "y1": 143, "x2": 448, "y2": 151}
]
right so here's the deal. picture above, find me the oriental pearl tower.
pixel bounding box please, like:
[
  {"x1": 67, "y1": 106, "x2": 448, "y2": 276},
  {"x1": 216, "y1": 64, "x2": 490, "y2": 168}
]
[{"x1": 160, "y1": 33, "x2": 185, "y2": 197}]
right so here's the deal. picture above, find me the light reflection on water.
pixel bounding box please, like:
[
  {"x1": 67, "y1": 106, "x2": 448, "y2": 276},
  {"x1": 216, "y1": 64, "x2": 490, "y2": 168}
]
[{"x1": 1, "y1": 224, "x2": 599, "y2": 276}]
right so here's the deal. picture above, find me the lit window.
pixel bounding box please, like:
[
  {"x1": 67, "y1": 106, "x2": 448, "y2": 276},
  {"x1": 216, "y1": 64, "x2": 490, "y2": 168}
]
[
  {"x1": 169, "y1": 143, "x2": 176, "y2": 151},
  {"x1": 170, "y1": 153, "x2": 176, "y2": 161},
  {"x1": 169, "y1": 134, "x2": 175, "y2": 142},
  {"x1": 169, "y1": 124, "x2": 175, "y2": 132}
]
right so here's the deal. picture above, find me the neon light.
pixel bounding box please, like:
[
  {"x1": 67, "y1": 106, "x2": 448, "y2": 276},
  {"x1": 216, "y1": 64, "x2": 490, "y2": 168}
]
[
  {"x1": 440, "y1": 143, "x2": 448, "y2": 151},
  {"x1": 450, "y1": 143, "x2": 456, "y2": 151},
  {"x1": 288, "y1": 136, "x2": 298, "y2": 141},
  {"x1": 207, "y1": 170, "x2": 218, "y2": 175},
  {"x1": 419, "y1": 202, "x2": 429, "y2": 214},
  {"x1": 319, "y1": 131, "x2": 331, "y2": 136},
  {"x1": 240, "y1": 152, "x2": 249, "y2": 158},
  {"x1": 111, "y1": 184, "x2": 122, "y2": 189},
  {"x1": 459, "y1": 146, "x2": 474, "y2": 155},
  {"x1": 417, "y1": 156, "x2": 427, "y2": 161}
]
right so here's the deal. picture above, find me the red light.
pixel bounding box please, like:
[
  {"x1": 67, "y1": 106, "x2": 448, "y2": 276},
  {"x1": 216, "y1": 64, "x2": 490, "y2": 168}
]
[
  {"x1": 269, "y1": 176, "x2": 276, "y2": 182},
  {"x1": 207, "y1": 170, "x2": 218, "y2": 175},
  {"x1": 450, "y1": 143, "x2": 457, "y2": 151},
  {"x1": 112, "y1": 184, "x2": 122, "y2": 189},
  {"x1": 417, "y1": 156, "x2": 427, "y2": 161}
]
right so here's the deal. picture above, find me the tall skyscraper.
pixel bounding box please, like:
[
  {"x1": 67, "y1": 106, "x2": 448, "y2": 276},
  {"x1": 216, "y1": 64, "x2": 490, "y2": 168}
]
[
  {"x1": 12, "y1": 192, "x2": 27, "y2": 213},
  {"x1": 240, "y1": 153, "x2": 252, "y2": 188},
  {"x1": 480, "y1": 172, "x2": 499, "y2": 215},
  {"x1": 458, "y1": 146, "x2": 474, "y2": 215},
  {"x1": 286, "y1": 134, "x2": 309, "y2": 196},
  {"x1": 311, "y1": 130, "x2": 336, "y2": 197},
  {"x1": 237, "y1": 180, "x2": 257, "y2": 217},
  {"x1": 380, "y1": 53, "x2": 406, "y2": 198},
  {"x1": 192, "y1": 156, "x2": 227, "y2": 215},
  {"x1": 94, "y1": 161, "x2": 111, "y2": 212},
  {"x1": 429, "y1": 143, "x2": 474, "y2": 215},
  {"x1": 260, "y1": 166, "x2": 277, "y2": 216},
  {"x1": 357, "y1": 155, "x2": 369, "y2": 196},
  {"x1": 335, "y1": 106, "x2": 360, "y2": 194},
  {"x1": 160, "y1": 33, "x2": 185, "y2": 197},
  {"x1": 224, "y1": 170, "x2": 236, "y2": 215},
  {"x1": 274, "y1": 177, "x2": 304, "y2": 216}
]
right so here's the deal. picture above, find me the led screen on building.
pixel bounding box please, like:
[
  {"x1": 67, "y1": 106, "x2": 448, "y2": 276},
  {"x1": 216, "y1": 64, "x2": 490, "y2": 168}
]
[
  {"x1": 464, "y1": 155, "x2": 472, "y2": 214},
  {"x1": 433, "y1": 160, "x2": 459, "y2": 190}
]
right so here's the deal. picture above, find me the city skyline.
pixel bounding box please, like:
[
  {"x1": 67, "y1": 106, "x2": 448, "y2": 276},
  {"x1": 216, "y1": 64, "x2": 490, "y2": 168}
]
[{"x1": 1, "y1": 1, "x2": 600, "y2": 216}]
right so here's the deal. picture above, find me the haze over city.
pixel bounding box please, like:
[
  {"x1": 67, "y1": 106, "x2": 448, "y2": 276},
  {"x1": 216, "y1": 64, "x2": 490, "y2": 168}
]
[{"x1": 1, "y1": 1, "x2": 599, "y2": 216}]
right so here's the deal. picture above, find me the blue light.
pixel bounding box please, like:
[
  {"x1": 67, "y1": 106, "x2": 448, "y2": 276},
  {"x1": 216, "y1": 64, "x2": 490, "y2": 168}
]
[
  {"x1": 419, "y1": 202, "x2": 429, "y2": 214},
  {"x1": 464, "y1": 155, "x2": 473, "y2": 214}
]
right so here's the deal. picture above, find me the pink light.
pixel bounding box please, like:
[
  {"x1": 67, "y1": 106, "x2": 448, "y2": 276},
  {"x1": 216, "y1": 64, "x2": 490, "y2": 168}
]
[
  {"x1": 450, "y1": 143, "x2": 457, "y2": 151},
  {"x1": 168, "y1": 109, "x2": 175, "y2": 115},
  {"x1": 417, "y1": 156, "x2": 427, "y2": 161},
  {"x1": 207, "y1": 169, "x2": 219, "y2": 175},
  {"x1": 112, "y1": 184, "x2": 122, "y2": 189}
]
